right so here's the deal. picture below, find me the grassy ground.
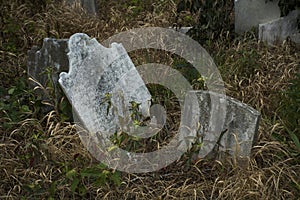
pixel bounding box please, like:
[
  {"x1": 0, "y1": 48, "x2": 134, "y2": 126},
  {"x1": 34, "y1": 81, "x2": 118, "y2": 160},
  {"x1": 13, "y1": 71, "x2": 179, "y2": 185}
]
[{"x1": 1, "y1": 0, "x2": 299, "y2": 199}]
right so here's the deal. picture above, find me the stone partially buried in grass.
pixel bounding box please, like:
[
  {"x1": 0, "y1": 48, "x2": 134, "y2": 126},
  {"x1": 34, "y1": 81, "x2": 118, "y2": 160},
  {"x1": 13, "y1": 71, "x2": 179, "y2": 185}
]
[
  {"x1": 186, "y1": 90, "x2": 260, "y2": 162},
  {"x1": 59, "y1": 33, "x2": 151, "y2": 141},
  {"x1": 27, "y1": 38, "x2": 69, "y2": 113}
]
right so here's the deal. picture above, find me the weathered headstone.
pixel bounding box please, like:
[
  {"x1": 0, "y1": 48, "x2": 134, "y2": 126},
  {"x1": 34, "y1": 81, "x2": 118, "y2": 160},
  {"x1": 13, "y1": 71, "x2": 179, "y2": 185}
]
[
  {"x1": 186, "y1": 90, "x2": 260, "y2": 161},
  {"x1": 235, "y1": 0, "x2": 281, "y2": 33},
  {"x1": 59, "y1": 33, "x2": 151, "y2": 137},
  {"x1": 27, "y1": 38, "x2": 69, "y2": 108},
  {"x1": 259, "y1": 9, "x2": 300, "y2": 45}
]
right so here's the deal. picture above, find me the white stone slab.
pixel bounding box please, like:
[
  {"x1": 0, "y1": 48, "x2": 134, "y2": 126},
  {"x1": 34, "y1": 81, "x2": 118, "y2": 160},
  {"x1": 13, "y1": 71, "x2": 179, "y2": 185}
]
[
  {"x1": 59, "y1": 33, "x2": 151, "y2": 138},
  {"x1": 235, "y1": 0, "x2": 280, "y2": 33}
]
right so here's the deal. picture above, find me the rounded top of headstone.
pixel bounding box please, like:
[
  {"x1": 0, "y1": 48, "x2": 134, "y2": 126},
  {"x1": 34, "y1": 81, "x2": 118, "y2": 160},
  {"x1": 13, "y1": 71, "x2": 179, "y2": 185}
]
[{"x1": 68, "y1": 33, "x2": 90, "y2": 52}]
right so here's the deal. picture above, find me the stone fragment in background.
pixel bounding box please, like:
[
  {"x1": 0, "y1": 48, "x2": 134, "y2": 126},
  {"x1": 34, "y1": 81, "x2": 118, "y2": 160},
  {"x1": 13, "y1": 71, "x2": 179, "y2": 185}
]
[
  {"x1": 235, "y1": 0, "x2": 280, "y2": 33},
  {"x1": 259, "y1": 9, "x2": 300, "y2": 45}
]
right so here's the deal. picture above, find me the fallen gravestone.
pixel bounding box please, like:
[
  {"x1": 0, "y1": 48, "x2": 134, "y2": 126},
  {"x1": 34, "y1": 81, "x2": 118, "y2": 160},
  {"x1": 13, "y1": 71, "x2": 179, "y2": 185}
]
[
  {"x1": 235, "y1": 0, "x2": 280, "y2": 33},
  {"x1": 186, "y1": 91, "x2": 260, "y2": 161},
  {"x1": 259, "y1": 9, "x2": 300, "y2": 45},
  {"x1": 59, "y1": 33, "x2": 152, "y2": 137}
]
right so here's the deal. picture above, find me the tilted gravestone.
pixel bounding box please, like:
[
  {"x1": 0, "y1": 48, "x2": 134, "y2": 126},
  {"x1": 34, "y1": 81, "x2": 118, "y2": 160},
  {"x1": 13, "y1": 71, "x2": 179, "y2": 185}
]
[
  {"x1": 235, "y1": 0, "x2": 280, "y2": 33},
  {"x1": 59, "y1": 33, "x2": 152, "y2": 136},
  {"x1": 28, "y1": 0, "x2": 99, "y2": 101}
]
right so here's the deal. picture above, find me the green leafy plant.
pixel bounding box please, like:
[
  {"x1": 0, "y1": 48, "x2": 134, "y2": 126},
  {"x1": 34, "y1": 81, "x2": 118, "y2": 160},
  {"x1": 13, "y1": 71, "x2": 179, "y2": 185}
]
[
  {"x1": 30, "y1": 67, "x2": 73, "y2": 121},
  {"x1": 129, "y1": 101, "x2": 143, "y2": 126},
  {"x1": 0, "y1": 77, "x2": 34, "y2": 126},
  {"x1": 1, "y1": 17, "x2": 21, "y2": 53},
  {"x1": 65, "y1": 163, "x2": 121, "y2": 197}
]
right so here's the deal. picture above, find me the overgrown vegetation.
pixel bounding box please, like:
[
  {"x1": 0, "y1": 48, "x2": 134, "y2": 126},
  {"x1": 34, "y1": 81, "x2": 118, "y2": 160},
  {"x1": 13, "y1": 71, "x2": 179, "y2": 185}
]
[{"x1": 0, "y1": 0, "x2": 299, "y2": 199}]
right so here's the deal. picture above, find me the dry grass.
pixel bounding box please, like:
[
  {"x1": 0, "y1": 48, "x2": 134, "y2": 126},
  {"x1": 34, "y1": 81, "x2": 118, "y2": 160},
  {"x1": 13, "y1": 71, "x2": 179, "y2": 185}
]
[{"x1": 1, "y1": 0, "x2": 300, "y2": 199}]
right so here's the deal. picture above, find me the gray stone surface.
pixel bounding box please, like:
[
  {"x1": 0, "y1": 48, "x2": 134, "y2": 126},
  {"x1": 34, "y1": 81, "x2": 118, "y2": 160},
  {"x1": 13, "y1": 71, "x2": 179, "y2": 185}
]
[
  {"x1": 59, "y1": 33, "x2": 151, "y2": 138},
  {"x1": 235, "y1": 0, "x2": 280, "y2": 33},
  {"x1": 259, "y1": 9, "x2": 300, "y2": 45},
  {"x1": 27, "y1": 38, "x2": 69, "y2": 107},
  {"x1": 187, "y1": 90, "x2": 260, "y2": 160},
  {"x1": 290, "y1": 33, "x2": 300, "y2": 45}
]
